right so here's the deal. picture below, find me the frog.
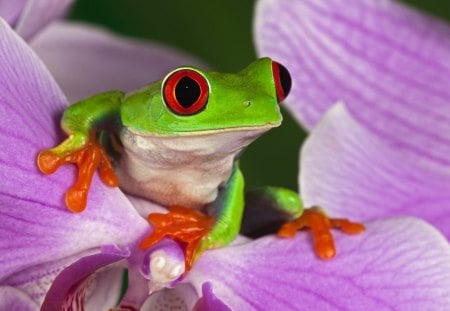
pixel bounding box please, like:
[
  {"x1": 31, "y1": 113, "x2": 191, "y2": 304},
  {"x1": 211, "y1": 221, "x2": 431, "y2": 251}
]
[{"x1": 37, "y1": 58, "x2": 364, "y2": 270}]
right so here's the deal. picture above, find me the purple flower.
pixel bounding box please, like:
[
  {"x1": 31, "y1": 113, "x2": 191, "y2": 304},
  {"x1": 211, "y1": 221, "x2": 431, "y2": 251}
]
[
  {"x1": 255, "y1": 0, "x2": 450, "y2": 239},
  {"x1": 1, "y1": 0, "x2": 450, "y2": 309},
  {"x1": 0, "y1": 0, "x2": 73, "y2": 40},
  {"x1": 0, "y1": 15, "x2": 148, "y2": 307}
]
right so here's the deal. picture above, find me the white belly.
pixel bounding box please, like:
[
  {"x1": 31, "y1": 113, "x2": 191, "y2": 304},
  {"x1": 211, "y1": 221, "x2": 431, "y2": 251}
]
[{"x1": 116, "y1": 127, "x2": 268, "y2": 208}]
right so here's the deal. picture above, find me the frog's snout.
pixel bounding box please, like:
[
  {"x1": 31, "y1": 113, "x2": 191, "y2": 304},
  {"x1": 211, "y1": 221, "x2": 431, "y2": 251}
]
[{"x1": 272, "y1": 61, "x2": 291, "y2": 103}]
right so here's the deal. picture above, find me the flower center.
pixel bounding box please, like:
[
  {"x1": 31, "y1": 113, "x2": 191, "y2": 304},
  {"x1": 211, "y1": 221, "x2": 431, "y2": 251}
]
[{"x1": 140, "y1": 239, "x2": 186, "y2": 294}]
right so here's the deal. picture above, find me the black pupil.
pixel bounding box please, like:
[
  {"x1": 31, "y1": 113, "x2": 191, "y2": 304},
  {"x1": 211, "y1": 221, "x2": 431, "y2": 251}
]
[
  {"x1": 278, "y1": 63, "x2": 292, "y2": 98},
  {"x1": 175, "y1": 76, "x2": 201, "y2": 108}
]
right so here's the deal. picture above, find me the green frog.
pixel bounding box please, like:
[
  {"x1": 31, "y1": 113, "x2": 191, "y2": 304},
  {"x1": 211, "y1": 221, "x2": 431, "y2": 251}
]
[{"x1": 37, "y1": 58, "x2": 364, "y2": 269}]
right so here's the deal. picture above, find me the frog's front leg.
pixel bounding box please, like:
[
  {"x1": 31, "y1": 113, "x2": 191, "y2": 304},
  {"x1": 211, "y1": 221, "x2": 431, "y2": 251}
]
[
  {"x1": 247, "y1": 187, "x2": 365, "y2": 259},
  {"x1": 197, "y1": 164, "x2": 245, "y2": 255},
  {"x1": 37, "y1": 91, "x2": 124, "y2": 212},
  {"x1": 139, "y1": 164, "x2": 245, "y2": 271}
]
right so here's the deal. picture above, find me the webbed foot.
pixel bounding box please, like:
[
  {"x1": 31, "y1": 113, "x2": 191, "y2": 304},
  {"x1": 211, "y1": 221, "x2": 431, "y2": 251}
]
[
  {"x1": 139, "y1": 206, "x2": 215, "y2": 271},
  {"x1": 37, "y1": 133, "x2": 118, "y2": 212},
  {"x1": 277, "y1": 207, "x2": 365, "y2": 259}
]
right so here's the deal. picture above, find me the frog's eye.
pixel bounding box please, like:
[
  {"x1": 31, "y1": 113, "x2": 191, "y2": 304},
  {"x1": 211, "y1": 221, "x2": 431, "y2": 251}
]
[
  {"x1": 162, "y1": 69, "x2": 209, "y2": 115},
  {"x1": 272, "y1": 61, "x2": 292, "y2": 103}
]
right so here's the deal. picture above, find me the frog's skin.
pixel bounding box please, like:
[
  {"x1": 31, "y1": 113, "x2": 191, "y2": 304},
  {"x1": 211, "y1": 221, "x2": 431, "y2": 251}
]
[
  {"x1": 117, "y1": 62, "x2": 281, "y2": 209},
  {"x1": 38, "y1": 58, "x2": 364, "y2": 268}
]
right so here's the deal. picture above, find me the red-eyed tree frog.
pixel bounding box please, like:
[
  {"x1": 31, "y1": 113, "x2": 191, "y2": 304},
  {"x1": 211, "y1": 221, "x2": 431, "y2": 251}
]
[{"x1": 37, "y1": 58, "x2": 364, "y2": 270}]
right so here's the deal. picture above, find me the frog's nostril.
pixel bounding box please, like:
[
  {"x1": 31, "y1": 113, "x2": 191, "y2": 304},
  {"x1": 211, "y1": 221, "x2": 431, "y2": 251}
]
[
  {"x1": 243, "y1": 100, "x2": 252, "y2": 107},
  {"x1": 272, "y1": 61, "x2": 292, "y2": 103}
]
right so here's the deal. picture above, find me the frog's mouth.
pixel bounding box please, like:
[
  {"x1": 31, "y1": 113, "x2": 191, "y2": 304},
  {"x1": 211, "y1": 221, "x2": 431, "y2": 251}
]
[{"x1": 127, "y1": 120, "x2": 282, "y2": 137}]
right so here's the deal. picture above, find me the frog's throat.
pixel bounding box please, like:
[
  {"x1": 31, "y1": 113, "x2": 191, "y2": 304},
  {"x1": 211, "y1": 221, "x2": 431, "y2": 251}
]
[{"x1": 116, "y1": 126, "x2": 269, "y2": 209}]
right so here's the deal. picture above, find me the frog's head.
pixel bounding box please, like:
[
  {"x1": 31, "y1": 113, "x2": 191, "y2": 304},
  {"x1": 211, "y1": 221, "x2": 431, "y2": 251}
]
[{"x1": 121, "y1": 57, "x2": 291, "y2": 136}]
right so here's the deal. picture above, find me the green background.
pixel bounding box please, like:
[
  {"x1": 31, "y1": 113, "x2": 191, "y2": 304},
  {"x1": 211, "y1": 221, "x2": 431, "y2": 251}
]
[{"x1": 70, "y1": 0, "x2": 450, "y2": 190}]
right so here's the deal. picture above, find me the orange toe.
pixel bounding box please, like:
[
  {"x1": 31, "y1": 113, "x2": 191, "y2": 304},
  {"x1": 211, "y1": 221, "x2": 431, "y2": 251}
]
[
  {"x1": 37, "y1": 150, "x2": 62, "y2": 174},
  {"x1": 277, "y1": 208, "x2": 365, "y2": 260},
  {"x1": 140, "y1": 206, "x2": 215, "y2": 271},
  {"x1": 37, "y1": 134, "x2": 118, "y2": 212}
]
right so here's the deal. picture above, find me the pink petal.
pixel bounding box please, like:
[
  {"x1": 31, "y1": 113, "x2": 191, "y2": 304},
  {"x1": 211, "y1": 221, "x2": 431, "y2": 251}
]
[
  {"x1": 0, "y1": 17, "x2": 147, "y2": 300},
  {"x1": 0, "y1": 286, "x2": 38, "y2": 311},
  {"x1": 193, "y1": 283, "x2": 231, "y2": 311},
  {"x1": 41, "y1": 249, "x2": 128, "y2": 310},
  {"x1": 188, "y1": 218, "x2": 450, "y2": 310},
  {"x1": 126, "y1": 194, "x2": 167, "y2": 219},
  {"x1": 15, "y1": 0, "x2": 73, "y2": 39},
  {"x1": 84, "y1": 265, "x2": 124, "y2": 311},
  {"x1": 141, "y1": 284, "x2": 198, "y2": 311},
  {"x1": 5, "y1": 253, "x2": 87, "y2": 305},
  {"x1": 255, "y1": 0, "x2": 450, "y2": 168},
  {"x1": 31, "y1": 22, "x2": 206, "y2": 103},
  {"x1": 0, "y1": 0, "x2": 27, "y2": 26},
  {"x1": 301, "y1": 104, "x2": 450, "y2": 239}
]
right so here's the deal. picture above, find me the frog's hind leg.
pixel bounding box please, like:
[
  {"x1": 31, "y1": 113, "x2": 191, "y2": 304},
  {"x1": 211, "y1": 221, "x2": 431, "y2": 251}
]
[
  {"x1": 278, "y1": 207, "x2": 365, "y2": 259},
  {"x1": 243, "y1": 187, "x2": 364, "y2": 259},
  {"x1": 241, "y1": 187, "x2": 304, "y2": 237}
]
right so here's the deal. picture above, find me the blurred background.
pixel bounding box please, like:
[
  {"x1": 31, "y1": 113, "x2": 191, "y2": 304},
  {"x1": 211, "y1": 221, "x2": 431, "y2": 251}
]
[{"x1": 69, "y1": 0, "x2": 450, "y2": 190}]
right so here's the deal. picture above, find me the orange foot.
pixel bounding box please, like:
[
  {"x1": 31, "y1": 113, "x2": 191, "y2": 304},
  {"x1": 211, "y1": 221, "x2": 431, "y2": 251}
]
[
  {"x1": 37, "y1": 134, "x2": 118, "y2": 213},
  {"x1": 277, "y1": 208, "x2": 365, "y2": 259},
  {"x1": 139, "y1": 206, "x2": 215, "y2": 271}
]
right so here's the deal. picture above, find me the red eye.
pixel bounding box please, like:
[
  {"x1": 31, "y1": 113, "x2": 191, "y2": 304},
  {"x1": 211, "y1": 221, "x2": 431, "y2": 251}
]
[
  {"x1": 272, "y1": 61, "x2": 292, "y2": 103},
  {"x1": 162, "y1": 69, "x2": 209, "y2": 115}
]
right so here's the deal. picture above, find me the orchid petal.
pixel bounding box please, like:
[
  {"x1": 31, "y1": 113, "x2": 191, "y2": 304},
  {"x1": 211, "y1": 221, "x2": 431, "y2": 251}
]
[
  {"x1": 301, "y1": 104, "x2": 450, "y2": 238},
  {"x1": 255, "y1": 0, "x2": 450, "y2": 170},
  {"x1": 188, "y1": 218, "x2": 450, "y2": 310},
  {"x1": 141, "y1": 284, "x2": 198, "y2": 311},
  {"x1": 0, "y1": 286, "x2": 38, "y2": 311},
  {"x1": 193, "y1": 283, "x2": 232, "y2": 311},
  {"x1": 0, "y1": 17, "x2": 147, "y2": 301},
  {"x1": 126, "y1": 194, "x2": 167, "y2": 219},
  {"x1": 0, "y1": 0, "x2": 27, "y2": 26},
  {"x1": 5, "y1": 252, "x2": 90, "y2": 305},
  {"x1": 41, "y1": 248, "x2": 128, "y2": 310},
  {"x1": 84, "y1": 264, "x2": 125, "y2": 311},
  {"x1": 15, "y1": 0, "x2": 73, "y2": 40},
  {"x1": 31, "y1": 21, "x2": 206, "y2": 103}
]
